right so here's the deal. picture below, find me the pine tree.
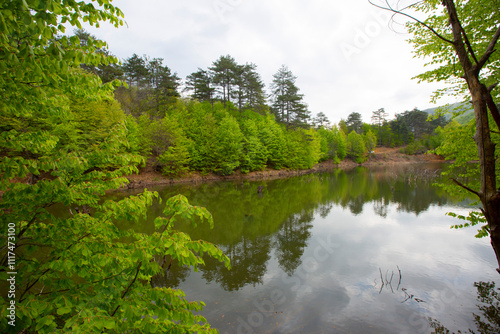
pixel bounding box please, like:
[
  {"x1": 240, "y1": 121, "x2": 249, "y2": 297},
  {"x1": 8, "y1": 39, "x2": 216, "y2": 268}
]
[
  {"x1": 371, "y1": 108, "x2": 388, "y2": 145},
  {"x1": 122, "y1": 53, "x2": 149, "y2": 87},
  {"x1": 346, "y1": 112, "x2": 363, "y2": 134},
  {"x1": 185, "y1": 68, "x2": 215, "y2": 103},
  {"x1": 270, "y1": 65, "x2": 310, "y2": 130},
  {"x1": 210, "y1": 55, "x2": 238, "y2": 108},
  {"x1": 73, "y1": 29, "x2": 123, "y2": 83}
]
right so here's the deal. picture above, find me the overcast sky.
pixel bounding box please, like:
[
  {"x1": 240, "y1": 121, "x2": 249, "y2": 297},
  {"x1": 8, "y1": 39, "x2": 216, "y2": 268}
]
[{"x1": 84, "y1": 0, "x2": 456, "y2": 124}]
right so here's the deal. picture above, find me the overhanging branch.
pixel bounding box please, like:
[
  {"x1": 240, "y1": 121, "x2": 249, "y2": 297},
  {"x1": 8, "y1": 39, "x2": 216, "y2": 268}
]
[
  {"x1": 368, "y1": 0, "x2": 454, "y2": 44},
  {"x1": 476, "y1": 24, "x2": 500, "y2": 71},
  {"x1": 458, "y1": 19, "x2": 479, "y2": 65},
  {"x1": 451, "y1": 178, "x2": 480, "y2": 197},
  {"x1": 110, "y1": 261, "x2": 142, "y2": 317},
  {"x1": 488, "y1": 83, "x2": 499, "y2": 93},
  {"x1": 482, "y1": 84, "x2": 500, "y2": 130}
]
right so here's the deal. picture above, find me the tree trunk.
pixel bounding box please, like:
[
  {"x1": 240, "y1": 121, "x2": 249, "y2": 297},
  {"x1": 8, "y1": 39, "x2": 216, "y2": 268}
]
[
  {"x1": 471, "y1": 79, "x2": 500, "y2": 271},
  {"x1": 442, "y1": 0, "x2": 500, "y2": 271}
]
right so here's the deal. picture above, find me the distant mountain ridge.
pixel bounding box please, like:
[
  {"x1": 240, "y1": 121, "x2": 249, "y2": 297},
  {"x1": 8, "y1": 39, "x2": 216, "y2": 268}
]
[{"x1": 421, "y1": 102, "x2": 474, "y2": 125}]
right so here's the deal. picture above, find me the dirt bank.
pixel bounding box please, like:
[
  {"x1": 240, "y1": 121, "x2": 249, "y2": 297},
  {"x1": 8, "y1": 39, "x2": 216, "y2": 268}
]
[
  {"x1": 364, "y1": 147, "x2": 445, "y2": 166},
  {"x1": 124, "y1": 147, "x2": 446, "y2": 189}
]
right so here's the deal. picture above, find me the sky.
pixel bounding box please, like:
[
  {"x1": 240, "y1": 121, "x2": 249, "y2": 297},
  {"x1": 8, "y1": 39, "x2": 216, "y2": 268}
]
[{"x1": 83, "y1": 0, "x2": 456, "y2": 124}]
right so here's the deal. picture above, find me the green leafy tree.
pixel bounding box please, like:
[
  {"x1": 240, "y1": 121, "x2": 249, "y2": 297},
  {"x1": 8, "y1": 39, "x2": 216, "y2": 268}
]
[
  {"x1": 371, "y1": 0, "x2": 500, "y2": 269},
  {"x1": 346, "y1": 130, "x2": 366, "y2": 163},
  {"x1": 74, "y1": 29, "x2": 123, "y2": 83},
  {"x1": 258, "y1": 115, "x2": 288, "y2": 169},
  {"x1": 240, "y1": 118, "x2": 268, "y2": 173},
  {"x1": 332, "y1": 125, "x2": 348, "y2": 162},
  {"x1": 214, "y1": 114, "x2": 244, "y2": 175},
  {"x1": 317, "y1": 127, "x2": 336, "y2": 161},
  {"x1": 139, "y1": 114, "x2": 191, "y2": 176},
  {"x1": 363, "y1": 129, "x2": 377, "y2": 160},
  {"x1": 284, "y1": 129, "x2": 321, "y2": 169},
  {"x1": 184, "y1": 103, "x2": 220, "y2": 173},
  {"x1": 317, "y1": 125, "x2": 347, "y2": 163},
  {"x1": 338, "y1": 119, "x2": 349, "y2": 135},
  {"x1": 379, "y1": 121, "x2": 393, "y2": 147},
  {"x1": 0, "y1": 2, "x2": 229, "y2": 333}
]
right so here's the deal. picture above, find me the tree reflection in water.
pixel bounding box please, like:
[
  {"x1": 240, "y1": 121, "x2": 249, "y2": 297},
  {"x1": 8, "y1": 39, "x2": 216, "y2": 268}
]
[
  {"x1": 430, "y1": 281, "x2": 500, "y2": 334},
  {"x1": 118, "y1": 164, "x2": 467, "y2": 293},
  {"x1": 110, "y1": 164, "x2": 500, "y2": 332}
]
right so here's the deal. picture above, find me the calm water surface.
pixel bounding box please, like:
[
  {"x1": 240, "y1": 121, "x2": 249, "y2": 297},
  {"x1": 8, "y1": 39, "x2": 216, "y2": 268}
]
[{"x1": 119, "y1": 164, "x2": 499, "y2": 333}]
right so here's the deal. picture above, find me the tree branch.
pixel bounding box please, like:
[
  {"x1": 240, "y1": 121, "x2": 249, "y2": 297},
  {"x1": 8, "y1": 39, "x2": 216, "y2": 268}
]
[
  {"x1": 457, "y1": 19, "x2": 479, "y2": 65},
  {"x1": 110, "y1": 261, "x2": 142, "y2": 317},
  {"x1": 19, "y1": 268, "x2": 50, "y2": 303},
  {"x1": 482, "y1": 84, "x2": 500, "y2": 130},
  {"x1": 476, "y1": 24, "x2": 500, "y2": 71},
  {"x1": 17, "y1": 201, "x2": 54, "y2": 241},
  {"x1": 450, "y1": 178, "x2": 480, "y2": 197},
  {"x1": 17, "y1": 232, "x2": 92, "y2": 301},
  {"x1": 368, "y1": 0, "x2": 454, "y2": 44},
  {"x1": 38, "y1": 269, "x2": 128, "y2": 296},
  {"x1": 488, "y1": 82, "x2": 499, "y2": 93}
]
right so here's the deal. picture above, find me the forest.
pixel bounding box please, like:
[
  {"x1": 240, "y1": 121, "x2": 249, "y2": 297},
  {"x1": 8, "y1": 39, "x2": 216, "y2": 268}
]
[
  {"x1": 2, "y1": 0, "x2": 499, "y2": 333},
  {"x1": 74, "y1": 29, "x2": 451, "y2": 177}
]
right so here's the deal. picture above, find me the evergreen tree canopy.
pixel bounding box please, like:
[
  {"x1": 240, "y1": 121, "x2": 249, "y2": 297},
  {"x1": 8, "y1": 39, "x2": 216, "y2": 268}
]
[
  {"x1": 346, "y1": 112, "x2": 363, "y2": 134},
  {"x1": 270, "y1": 65, "x2": 310, "y2": 130}
]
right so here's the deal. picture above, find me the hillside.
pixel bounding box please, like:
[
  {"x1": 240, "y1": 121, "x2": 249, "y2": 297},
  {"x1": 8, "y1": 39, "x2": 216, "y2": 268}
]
[{"x1": 421, "y1": 101, "x2": 474, "y2": 125}]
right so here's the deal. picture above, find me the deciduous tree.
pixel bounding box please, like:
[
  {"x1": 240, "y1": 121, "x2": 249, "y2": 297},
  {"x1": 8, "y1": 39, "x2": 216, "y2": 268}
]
[
  {"x1": 74, "y1": 29, "x2": 123, "y2": 83},
  {"x1": 346, "y1": 130, "x2": 366, "y2": 163},
  {"x1": 371, "y1": 0, "x2": 500, "y2": 270},
  {"x1": 0, "y1": 1, "x2": 229, "y2": 333}
]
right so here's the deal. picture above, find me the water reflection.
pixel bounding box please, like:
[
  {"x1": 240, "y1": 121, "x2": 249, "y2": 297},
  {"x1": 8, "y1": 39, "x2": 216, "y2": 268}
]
[
  {"x1": 116, "y1": 164, "x2": 499, "y2": 333},
  {"x1": 120, "y1": 165, "x2": 463, "y2": 293},
  {"x1": 275, "y1": 212, "x2": 313, "y2": 276},
  {"x1": 202, "y1": 235, "x2": 271, "y2": 291},
  {"x1": 430, "y1": 281, "x2": 500, "y2": 334}
]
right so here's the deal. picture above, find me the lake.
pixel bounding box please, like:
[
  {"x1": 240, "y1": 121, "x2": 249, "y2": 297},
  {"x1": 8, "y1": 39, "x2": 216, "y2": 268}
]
[{"x1": 119, "y1": 164, "x2": 500, "y2": 334}]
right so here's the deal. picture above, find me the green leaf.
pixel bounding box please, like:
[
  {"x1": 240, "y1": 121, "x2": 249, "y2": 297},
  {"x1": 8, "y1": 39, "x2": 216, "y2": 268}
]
[
  {"x1": 57, "y1": 306, "x2": 71, "y2": 315},
  {"x1": 103, "y1": 318, "x2": 116, "y2": 329}
]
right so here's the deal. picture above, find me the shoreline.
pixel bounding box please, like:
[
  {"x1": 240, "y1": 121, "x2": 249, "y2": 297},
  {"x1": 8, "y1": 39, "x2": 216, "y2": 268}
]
[{"x1": 124, "y1": 148, "x2": 446, "y2": 189}]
